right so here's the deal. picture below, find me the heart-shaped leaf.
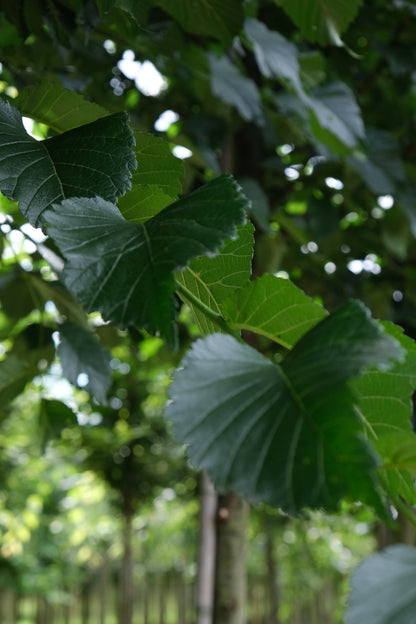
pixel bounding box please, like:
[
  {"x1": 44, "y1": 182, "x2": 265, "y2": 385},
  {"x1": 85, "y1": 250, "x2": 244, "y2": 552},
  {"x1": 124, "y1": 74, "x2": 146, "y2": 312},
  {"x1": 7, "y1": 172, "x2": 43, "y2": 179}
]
[
  {"x1": 167, "y1": 300, "x2": 401, "y2": 515},
  {"x1": 0, "y1": 99, "x2": 136, "y2": 225},
  {"x1": 44, "y1": 175, "x2": 248, "y2": 348}
]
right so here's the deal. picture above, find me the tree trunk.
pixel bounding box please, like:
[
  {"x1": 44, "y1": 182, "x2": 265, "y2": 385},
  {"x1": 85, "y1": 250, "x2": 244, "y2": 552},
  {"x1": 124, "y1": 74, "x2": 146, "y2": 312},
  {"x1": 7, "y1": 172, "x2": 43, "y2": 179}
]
[
  {"x1": 264, "y1": 530, "x2": 280, "y2": 624},
  {"x1": 214, "y1": 492, "x2": 249, "y2": 624},
  {"x1": 118, "y1": 510, "x2": 134, "y2": 624},
  {"x1": 196, "y1": 472, "x2": 218, "y2": 624}
]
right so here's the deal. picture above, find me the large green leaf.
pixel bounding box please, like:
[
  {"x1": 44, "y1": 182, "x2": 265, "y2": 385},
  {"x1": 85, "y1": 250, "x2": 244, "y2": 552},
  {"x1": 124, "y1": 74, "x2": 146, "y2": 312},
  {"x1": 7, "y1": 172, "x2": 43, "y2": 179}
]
[
  {"x1": 58, "y1": 323, "x2": 112, "y2": 404},
  {"x1": 208, "y1": 54, "x2": 263, "y2": 124},
  {"x1": 345, "y1": 545, "x2": 416, "y2": 624},
  {"x1": 222, "y1": 274, "x2": 327, "y2": 348},
  {"x1": 0, "y1": 99, "x2": 136, "y2": 226},
  {"x1": 14, "y1": 81, "x2": 108, "y2": 132},
  {"x1": 167, "y1": 300, "x2": 401, "y2": 515},
  {"x1": 156, "y1": 0, "x2": 244, "y2": 44},
  {"x1": 280, "y1": 0, "x2": 363, "y2": 46},
  {"x1": 352, "y1": 323, "x2": 416, "y2": 503},
  {"x1": 175, "y1": 221, "x2": 254, "y2": 335},
  {"x1": 44, "y1": 175, "x2": 248, "y2": 348},
  {"x1": 0, "y1": 355, "x2": 34, "y2": 405},
  {"x1": 39, "y1": 398, "x2": 77, "y2": 449}
]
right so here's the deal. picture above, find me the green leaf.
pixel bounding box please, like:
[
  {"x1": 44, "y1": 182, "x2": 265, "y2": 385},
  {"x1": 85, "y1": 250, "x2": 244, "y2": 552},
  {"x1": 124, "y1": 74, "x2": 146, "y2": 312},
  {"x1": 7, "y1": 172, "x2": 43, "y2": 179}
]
[
  {"x1": 118, "y1": 186, "x2": 173, "y2": 222},
  {"x1": 167, "y1": 300, "x2": 401, "y2": 515},
  {"x1": 0, "y1": 99, "x2": 136, "y2": 226},
  {"x1": 345, "y1": 545, "x2": 416, "y2": 624},
  {"x1": 155, "y1": 0, "x2": 244, "y2": 44},
  {"x1": 245, "y1": 18, "x2": 302, "y2": 91},
  {"x1": 44, "y1": 175, "x2": 248, "y2": 348},
  {"x1": 280, "y1": 0, "x2": 363, "y2": 46},
  {"x1": 0, "y1": 355, "x2": 34, "y2": 405},
  {"x1": 14, "y1": 80, "x2": 108, "y2": 133},
  {"x1": 208, "y1": 53, "x2": 263, "y2": 124},
  {"x1": 352, "y1": 322, "x2": 416, "y2": 503},
  {"x1": 39, "y1": 398, "x2": 77, "y2": 448},
  {"x1": 58, "y1": 323, "x2": 112, "y2": 404},
  {"x1": 222, "y1": 274, "x2": 327, "y2": 348},
  {"x1": 307, "y1": 82, "x2": 365, "y2": 155},
  {"x1": 175, "y1": 221, "x2": 254, "y2": 335}
]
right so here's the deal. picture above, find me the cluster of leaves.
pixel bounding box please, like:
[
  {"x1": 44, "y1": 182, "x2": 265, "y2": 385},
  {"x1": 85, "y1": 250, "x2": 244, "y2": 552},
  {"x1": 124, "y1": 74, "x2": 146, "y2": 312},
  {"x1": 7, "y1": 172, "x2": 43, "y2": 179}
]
[{"x1": 2, "y1": 0, "x2": 416, "y2": 621}]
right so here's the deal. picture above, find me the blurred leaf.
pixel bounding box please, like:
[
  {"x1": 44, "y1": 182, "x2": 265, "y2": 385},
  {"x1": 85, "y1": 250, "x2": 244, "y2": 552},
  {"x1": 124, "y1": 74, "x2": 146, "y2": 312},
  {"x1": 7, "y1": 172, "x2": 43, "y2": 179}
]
[
  {"x1": 208, "y1": 53, "x2": 263, "y2": 124},
  {"x1": 352, "y1": 322, "x2": 416, "y2": 503},
  {"x1": 58, "y1": 323, "x2": 112, "y2": 404},
  {"x1": 307, "y1": 82, "x2": 365, "y2": 155},
  {"x1": 39, "y1": 398, "x2": 77, "y2": 448},
  {"x1": 237, "y1": 177, "x2": 270, "y2": 230},
  {"x1": 0, "y1": 355, "x2": 34, "y2": 405},
  {"x1": 0, "y1": 100, "x2": 136, "y2": 226},
  {"x1": 44, "y1": 175, "x2": 248, "y2": 348},
  {"x1": 156, "y1": 0, "x2": 244, "y2": 44},
  {"x1": 175, "y1": 221, "x2": 254, "y2": 335},
  {"x1": 168, "y1": 300, "x2": 401, "y2": 515},
  {"x1": 280, "y1": 0, "x2": 363, "y2": 46},
  {"x1": 222, "y1": 274, "x2": 327, "y2": 348},
  {"x1": 245, "y1": 18, "x2": 302, "y2": 90},
  {"x1": 345, "y1": 545, "x2": 416, "y2": 624},
  {"x1": 14, "y1": 81, "x2": 108, "y2": 132}
]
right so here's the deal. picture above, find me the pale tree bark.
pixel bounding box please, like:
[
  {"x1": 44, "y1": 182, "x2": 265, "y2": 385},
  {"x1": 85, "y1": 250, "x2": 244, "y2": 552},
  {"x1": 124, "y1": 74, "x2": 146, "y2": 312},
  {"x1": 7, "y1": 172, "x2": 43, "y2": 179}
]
[
  {"x1": 196, "y1": 472, "x2": 218, "y2": 624},
  {"x1": 118, "y1": 511, "x2": 134, "y2": 624},
  {"x1": 214, "y1": 492, "x2": 249, "y2": 624}
]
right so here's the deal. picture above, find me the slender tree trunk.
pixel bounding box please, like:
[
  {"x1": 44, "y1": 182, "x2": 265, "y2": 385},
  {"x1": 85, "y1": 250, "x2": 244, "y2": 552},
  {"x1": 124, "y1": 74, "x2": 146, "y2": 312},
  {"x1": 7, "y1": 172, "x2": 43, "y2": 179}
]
[
  {"x1": 118, "y1": 510, "x2": 134, "y2": 624},
  {"x1": 264, "y1": 530, "x2": 280, "y2": 624},
  {"x1": 81, "y1": 581, "x2": 90, "y2": 624},
  {"x1": 214, "y1": 492, "x2": 249, "y2": 624},
  {"x1": 99, "y1": 556, "x2": 108, "y2": 624},
  {"x1": 196, "y1": 472, "x2": 218, "y2": 624}
]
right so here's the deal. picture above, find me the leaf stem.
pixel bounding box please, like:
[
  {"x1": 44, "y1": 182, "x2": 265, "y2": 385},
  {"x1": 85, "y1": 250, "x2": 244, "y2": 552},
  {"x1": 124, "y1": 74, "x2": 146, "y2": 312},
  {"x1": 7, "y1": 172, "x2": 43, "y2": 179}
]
[{"x1": 175, "y1": 278, "x2": 241, "y2": 339}]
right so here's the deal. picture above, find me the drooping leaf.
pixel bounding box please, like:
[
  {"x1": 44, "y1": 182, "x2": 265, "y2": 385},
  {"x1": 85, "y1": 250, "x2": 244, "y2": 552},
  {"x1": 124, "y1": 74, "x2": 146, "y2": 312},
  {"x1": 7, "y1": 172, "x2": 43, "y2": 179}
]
[
  {"x1": 14, "y1": 80, "x2": 108, "y2": 132},
  {"x1": 156, "y1": 0, "x2": 244, "y2": 44},
  {"x1": 245, "y1": 18, "x2": 302, "y2": 91},
  {"x1": 307, "y1": 82, "x2": 365, "y2": 155},
  {"x1": 175, "y1": 221, "x2": 254, "y2": 335},
  {"x1": 222, "y1": 274, "x2": 327, "y2": 348},
  {"x1": 345, "y1": 545, "x2": 416, "y2": 624},
  {"x1": 208, "y1": 53, "x2": 263, "y2": 124},
  {"x1": 352, "y1": 322, "x2": 416, "y2": 503},
  {"x1": 0, "y1": 355, "x2": 33, "y2": 405},
  {"x1": 167, "y1": 300, "x2": 401, "y2": 515},
  {"x1": 44, "y1": 175, "x2": 248, "y2": 348},
  {"x1": 280, "y1": 0, "x2": 363, "y2": 46},
  {"x1": 39, "y1": 398, "x2": 77, "y2": 449},
  {"x1": 58, "y1": 323, "x2": 112, "y2": 404},
  {"x1": 0, "y1": 99, "x2": 136, "y2": 226}
]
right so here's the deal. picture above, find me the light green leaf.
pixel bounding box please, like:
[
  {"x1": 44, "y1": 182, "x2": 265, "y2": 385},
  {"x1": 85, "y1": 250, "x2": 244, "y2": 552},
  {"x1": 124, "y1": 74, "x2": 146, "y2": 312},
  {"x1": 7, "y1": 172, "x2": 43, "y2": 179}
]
[
  {"x1": 14, "y1": 80, "x2": 108, "y2": 133},
  {"x1": 245, "y1": 18, "x2": 302, "y2": 91},
  {"x1": 208, "y1": 53, "x2": 263, "y2": 124},
  {"x1": 58, "y1": 323, "x2": 112, "y2": 404},
  {"x1": 352, "y1": 322, "x2": 416, "y2": 503},
  {"x1": 44, "y1": 175, "x2": 248, "y2": 348},
  {"x1": 280, "y1": 0, "x2": 363, "y2": 46},
  {"x1": 0, "y1": 99, "x2": 136, "y2": 226},
  {"x1": 307, "y1": 82, "x2": 365, "y2": 154},
  {"x1": 222, "y1": 274, "x2": 327, "y2": 348},
  {"x1": 155, "y1": 0, "x2": 244, "y2": 44},
  {"x1": 345, "y1": 545, "x2": 416, "y2": 624},
  {"x1": 167, "y1": 300, "x2": 401, "y2": 515},
  {"x1": 175, "y1": 221, "x2": 254, "y2": 335},
  {"x1": 118, "y1": 185, "x2": 173, "y2": 222}
]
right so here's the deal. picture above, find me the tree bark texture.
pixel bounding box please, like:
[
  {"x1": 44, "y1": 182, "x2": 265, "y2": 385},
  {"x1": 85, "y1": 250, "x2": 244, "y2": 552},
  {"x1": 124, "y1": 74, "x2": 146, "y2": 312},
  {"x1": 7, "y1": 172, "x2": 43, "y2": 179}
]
[
  {"x1": 214, "y1": 492, "x2": 249, "y2": 624},
  {"x1": 196, "y1": 472, "x2": 218, "y2": 624}
]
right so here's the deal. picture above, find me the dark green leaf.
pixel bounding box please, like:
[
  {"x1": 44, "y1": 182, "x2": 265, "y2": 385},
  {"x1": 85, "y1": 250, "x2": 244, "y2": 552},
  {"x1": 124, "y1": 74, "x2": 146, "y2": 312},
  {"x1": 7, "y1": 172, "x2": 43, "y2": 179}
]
[
  {"x1": 14, "y1": 81, "x2": 108, "y2": 132},
  {"x1": 222, "y1": 274, "x2": 327, "y2": 348},
  {"x1": 155, "y1": 0, "x2": 244, "y2": 44},
  {"x1": 39, "y1": 398, "x2": 77, "y2": 448},
  {"x1": 58, "y1": 323, "x2": 112, "y2": 404},
  {"x1": 167, "y1": 300, "x2": 401, "y2": 514},
  {"x1": 44, "y1": 175, "x2": 248, "y2": 348},
  {"x1": 345, "y1": 545, "x2": 416, "y2": 624},
  {"x1": 0, "y1": 355, "x2": 33, "y2": 405},
  {"x1": 0, "y1": 99, "x2": 136, "y2": 226},
  {"x1": 208, "y1": 54, "x2": 263, "y2": 124},
  {"x1": 280, "y1": 0, "x2": 363, "y2": 46}
]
